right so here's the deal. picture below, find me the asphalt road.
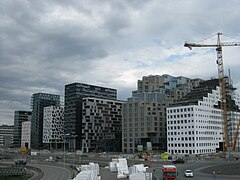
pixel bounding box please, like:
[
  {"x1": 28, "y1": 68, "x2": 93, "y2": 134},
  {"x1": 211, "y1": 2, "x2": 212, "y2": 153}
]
[
  {"x1": 97, "y1": 159, "x2": 240, "y2": 180},
  {"x1": 36, "y1": 157, "x2": 240, "y2": 180},
  {"x1": 2, "y1": 148, "x2": 240, "y2": 180},
  {"x1": 150, "y1": 159, "x2": 240, "y2": 180},
  {"x1": 30, "y1": 164, "x2": 72, "y2": 180}
]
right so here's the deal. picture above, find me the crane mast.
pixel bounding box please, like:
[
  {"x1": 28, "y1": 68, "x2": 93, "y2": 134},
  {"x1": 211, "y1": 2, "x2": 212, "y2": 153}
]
[
  {"x1": 216, "y1": 33, "x2": 229, "y2": 152},
  {"x1": 184, "y1": 33, "x2": 240, "y2": 152},
  {"x1": 232, "y1": 117, "x2": 240, "y2": 151}
]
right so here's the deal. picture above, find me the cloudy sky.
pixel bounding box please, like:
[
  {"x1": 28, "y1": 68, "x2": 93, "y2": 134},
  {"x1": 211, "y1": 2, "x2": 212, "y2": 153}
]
[{"x1": 1, "y1": 0, "x2": 240, "y2": 125}]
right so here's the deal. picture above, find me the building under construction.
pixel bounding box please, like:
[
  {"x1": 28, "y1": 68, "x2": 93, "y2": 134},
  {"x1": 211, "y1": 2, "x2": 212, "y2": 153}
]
[{"x1": 167, "y1": 77, "x2": 240, "y2": 155}]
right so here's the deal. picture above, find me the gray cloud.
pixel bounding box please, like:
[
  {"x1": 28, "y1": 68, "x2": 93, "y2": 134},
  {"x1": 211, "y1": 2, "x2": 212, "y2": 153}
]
[{"x1": 1, "y1": 0, "x2": 240, "y2": 125}]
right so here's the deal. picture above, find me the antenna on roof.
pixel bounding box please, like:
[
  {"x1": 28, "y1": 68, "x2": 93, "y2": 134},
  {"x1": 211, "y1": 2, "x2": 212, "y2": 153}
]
[{"x1": 228, "y1": 68, "x2": 232, "y2": 85}]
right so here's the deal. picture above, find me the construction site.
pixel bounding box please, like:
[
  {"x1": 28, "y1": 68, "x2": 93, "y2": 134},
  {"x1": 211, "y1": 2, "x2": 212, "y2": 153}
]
[{"x1": 184, "y1": 33, "x2": 240, "y2": 155}]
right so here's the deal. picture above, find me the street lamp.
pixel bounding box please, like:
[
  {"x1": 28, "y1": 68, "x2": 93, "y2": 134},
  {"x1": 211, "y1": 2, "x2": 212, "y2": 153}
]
[
  {"x1": 63, "y1": 133, "x2": 70, "y2": 167},
  {"x1": 72, "y1": 135, "x2": 78, "y2": 152}
]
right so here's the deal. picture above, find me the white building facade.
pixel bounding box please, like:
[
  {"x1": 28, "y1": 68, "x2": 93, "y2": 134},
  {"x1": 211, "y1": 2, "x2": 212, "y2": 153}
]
[
  {"x1": 167, "y1": 86, "x2": 240, "y2": 155},
  {"x1": 21, "y1": 121, "x2": 31, "y2": 148},
  {"x1": 43, "y1": 106, "x2": 64, "y2": 146}
]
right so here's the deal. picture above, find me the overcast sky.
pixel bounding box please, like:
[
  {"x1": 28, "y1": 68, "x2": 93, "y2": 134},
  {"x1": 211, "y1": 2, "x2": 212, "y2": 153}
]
[{"x1": 1, "y1": 0, "x2": 240, "y2": 125}]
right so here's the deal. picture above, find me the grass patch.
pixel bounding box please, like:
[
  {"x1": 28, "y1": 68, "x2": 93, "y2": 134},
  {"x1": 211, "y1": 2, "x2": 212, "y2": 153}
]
[{"x1": 0, "y1": 175, "x2": 31, "y2": 180}]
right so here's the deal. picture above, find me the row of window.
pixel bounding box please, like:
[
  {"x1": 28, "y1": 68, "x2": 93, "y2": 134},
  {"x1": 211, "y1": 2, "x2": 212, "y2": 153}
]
[
  {"x1": 168, "y1": 136, "x2": 220, "y2": 141},
  {"x1": 169, "y1": 148, "x2": 215, "y2": 154},
  {"x1": 168, "y1": 142, "x2": 218, "y2": 147},
  {"x1": 168, "y1": 131, "x2": 194, "y2": 136},
  {"x1": 168, "y1": 107, "x2": 193, "y2": 113},
  {"x1": 168, "y1": 136, "x2": 194, "y2": 141},
  {"x1": 123, "y1": 132, "x2": 145, "y2": 137},
  {"x1": 168, "y1": 108, "x2": 222, "y2": 116},
  {"x1": 168, "y1": 119, "x2": 193, "y2": 124},
  {"x1": 168, "y1": 125, "x2": 221, "y2": 131},
  {"x1": 168, "y1": 114, "x2": 193, "y2": 119},
  {"x1": 168, "y1": 126, "x2": 194, "y2": 130},
  {"x1": 168, "y1": 118, "x2": 221, "y2": 125}
]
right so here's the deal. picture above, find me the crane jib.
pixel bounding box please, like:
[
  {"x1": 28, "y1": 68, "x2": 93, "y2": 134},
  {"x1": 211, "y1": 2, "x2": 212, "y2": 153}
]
[
  {"x1": 184, "y1": 42, "x2": 240, "y2": 48},
  {"x1": 184, "y1": 33, "x2": 240, "y2": 153}
]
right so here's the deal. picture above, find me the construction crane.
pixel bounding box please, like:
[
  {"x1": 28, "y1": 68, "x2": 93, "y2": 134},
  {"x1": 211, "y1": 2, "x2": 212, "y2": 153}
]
[
  {"x1": 184, "y1": 32, "x2": 240, "y2": 152},
  {"x1": 232, "y1": 117, "x2": 240, "y2": 151}
]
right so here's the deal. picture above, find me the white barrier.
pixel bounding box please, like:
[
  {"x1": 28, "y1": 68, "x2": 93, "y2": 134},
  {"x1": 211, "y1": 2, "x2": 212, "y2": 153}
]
[
  {"x1": 73, "y1": 162, "x2": 101, "y2": 180},
  {"x1": 129, "y1": 164, "x2": 147, "y2": 174},
  {"x1": 129, "y1": 172, "x2": 152, "y2": 180},
  {"x1": 116, "y1": 158, "x2": 129, "y2": 178},
  {"x1": 108, "y1": 158, "x2": 152, "y2": 179}
]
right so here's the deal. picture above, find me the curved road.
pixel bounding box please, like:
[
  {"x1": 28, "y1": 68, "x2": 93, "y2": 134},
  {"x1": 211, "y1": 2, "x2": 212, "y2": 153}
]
[
  {"x1": 67, "y1": 156, "x2": 240, "y2": 180},
  {"x1": 151, "y1": 159, "x2": 240, "y2": 180},
  {"x1": 30, "y1": 164, "x2": 72, "y2": 180},
  {"x1": 2, "y1": 148, "x2": 239, "y2": 180}
]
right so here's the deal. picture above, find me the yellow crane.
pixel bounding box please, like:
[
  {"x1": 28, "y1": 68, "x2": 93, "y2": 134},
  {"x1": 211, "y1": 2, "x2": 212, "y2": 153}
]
[
  {"x1": 232, "y1": 117, "x2": 240, "y2": 152},
  {"x1": 184, "y1": 32, "x2": 240, "y2": 152}
]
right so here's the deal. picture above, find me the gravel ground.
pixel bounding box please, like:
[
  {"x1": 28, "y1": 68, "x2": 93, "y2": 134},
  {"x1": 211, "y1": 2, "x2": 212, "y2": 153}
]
[{"x1": 100, "y1": 167, "x2": 128, "y2": 180}]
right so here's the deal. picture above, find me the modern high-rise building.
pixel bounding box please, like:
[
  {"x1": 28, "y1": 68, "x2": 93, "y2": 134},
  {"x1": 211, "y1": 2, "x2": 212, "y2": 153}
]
[
  {"x1": 122, "y1": 75, "x2": 202, "y2": 153},
  {"x1": 82, "y1": 97, "x2": 123, "y2": 153},
  {"x1": 43, "y1": 106, "x2": 64, "y2": 150},
  {"x1": 31, "y1": 93, "x2": 60, "y2": 149},
  {"x1": 21, "y1": 121, "x2": 31, "y2": 149},
  {"x1": 14, "y1": 111, "x2": 32, "y2": 147},
  {"x1": 0, "y1": 125, "x2": 14, "y2": 147},
  {"x1": 64, "y1": 83, "x2": 117, "y2": 151},
  {"x1": 167, "y1": 78, "x2": 240, "y2": 155}
]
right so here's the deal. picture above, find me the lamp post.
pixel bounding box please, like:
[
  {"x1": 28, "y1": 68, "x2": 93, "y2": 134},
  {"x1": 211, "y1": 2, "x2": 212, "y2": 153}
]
[
  {"x1": 63, "y1": 133, "x2": 70, "y2": 167},
  {"x1": 72, "y1": 135, "x2": 78, "y2": 165},
  {"x1": 72, "y1": 135, "x2": 78, "y2": 152}
]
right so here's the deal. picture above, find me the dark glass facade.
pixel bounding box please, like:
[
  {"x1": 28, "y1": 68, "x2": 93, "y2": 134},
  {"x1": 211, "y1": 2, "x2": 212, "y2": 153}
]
[
  {"x1": 13, "y1": 111, "x2": 32, "y2": 147},
  {"x1": 64, "y1": 83, "x2": 117, "y2": 150},
  {"x1": 31, "y1": 93, "x2": 60, "y2": 149}
]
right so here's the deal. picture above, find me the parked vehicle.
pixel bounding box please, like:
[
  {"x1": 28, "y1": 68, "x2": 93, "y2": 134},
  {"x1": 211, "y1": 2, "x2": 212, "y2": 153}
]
[
  {"x1": 172, "y1": 157, "x2": 185, "y2": 164},
  {"x1": 184, "y1": 170, "x2": 194, "y2": 177},
  {"x1": 15, "y1": 159, "x2": 27, "y2": 166},
  {"x1": 162, "y1": 165, "x2": 177, "y2": 180}
]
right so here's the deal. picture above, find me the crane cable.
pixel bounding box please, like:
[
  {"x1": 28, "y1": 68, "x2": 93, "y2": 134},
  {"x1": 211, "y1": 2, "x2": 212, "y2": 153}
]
[
  {"x1": 198, "y1": 33, "x2": 218, "y2": 43},
  {"x1": 192, "y1": 33, "x2": 240, "y2": 45}
]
